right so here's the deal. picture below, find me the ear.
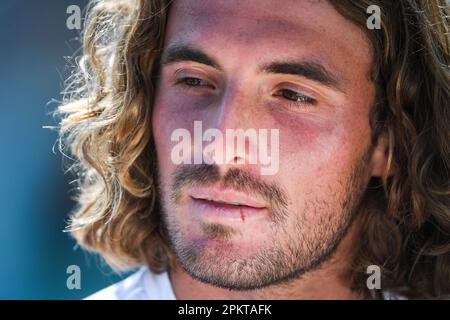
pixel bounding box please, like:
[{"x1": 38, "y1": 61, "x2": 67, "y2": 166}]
[{"x1": 370, "y1": 132, "x2": 395, "y2": 177}]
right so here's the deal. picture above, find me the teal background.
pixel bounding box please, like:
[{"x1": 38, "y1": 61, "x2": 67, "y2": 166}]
[{"x1": 0, "y1": 0, "x2": 128, "y2": 299}]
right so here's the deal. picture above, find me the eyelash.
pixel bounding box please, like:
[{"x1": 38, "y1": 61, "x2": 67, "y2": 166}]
[
  {"x1": 174, "y1": 77, "x2": 215, "y2": 90},
  {"x1": 273, "y1": 89, "x2": 317, "y2": 107},
  {"x1": 174, "y1": 77, "x2": 317, "y2": 107}
]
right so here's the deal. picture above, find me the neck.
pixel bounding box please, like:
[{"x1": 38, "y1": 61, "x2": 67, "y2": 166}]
[{"x1": 168, "y1": 218, "x2": 365, "y2": 300}]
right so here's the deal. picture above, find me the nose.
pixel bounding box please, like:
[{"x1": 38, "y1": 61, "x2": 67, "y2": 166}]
[{"x1": 201, "y1": 85, "x2": 259, "y2": 170}]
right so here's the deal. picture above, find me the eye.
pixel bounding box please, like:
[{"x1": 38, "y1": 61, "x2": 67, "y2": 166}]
[
  {"x1": 175, "y1": 77, "x2": 215, "y2": 89},
  {"x1": 274, "y1": 89, "x2": 317, "y2": 105}
]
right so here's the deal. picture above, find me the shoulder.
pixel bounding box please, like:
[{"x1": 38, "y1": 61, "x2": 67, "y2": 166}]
[{"x1": 85, "y1": 267, "x2": 175, "y2": 300}]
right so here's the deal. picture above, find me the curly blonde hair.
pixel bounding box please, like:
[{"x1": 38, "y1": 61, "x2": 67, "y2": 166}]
[{"x1": 55, "y1": 0, "x2": 450, "y2": 298}]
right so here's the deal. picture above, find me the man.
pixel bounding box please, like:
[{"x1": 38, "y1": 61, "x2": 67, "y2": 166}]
[{"x1": 56, "y1": 0, "x2": 450, "y2": 299}]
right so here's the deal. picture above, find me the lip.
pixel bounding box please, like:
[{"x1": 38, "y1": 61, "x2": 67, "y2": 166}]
[
  {"x1": 188, "y1": 186, "x2": 267, "y2": 208},
  {"x1": 187, "y1": 186, "x2": 267, "y2": 223}
]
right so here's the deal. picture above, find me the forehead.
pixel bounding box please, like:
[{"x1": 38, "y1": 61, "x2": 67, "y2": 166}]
[{"x1": 164, "y1": 0, "x2": 372, "y2": 78}]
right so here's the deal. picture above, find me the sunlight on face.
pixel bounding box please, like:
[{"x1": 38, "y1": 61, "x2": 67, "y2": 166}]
[{"x1": 152, "y1": 0, "x2": 377, "y2": 290}]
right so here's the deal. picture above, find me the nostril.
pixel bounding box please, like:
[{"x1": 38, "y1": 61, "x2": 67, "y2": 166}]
[{"x1": 231, "y1": 155, "x2": 245, "y2": 164}]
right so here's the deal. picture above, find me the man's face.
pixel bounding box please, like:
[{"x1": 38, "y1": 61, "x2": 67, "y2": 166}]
[{"x1": 152, "y1": 0, "x2": 379, "y2": 290}]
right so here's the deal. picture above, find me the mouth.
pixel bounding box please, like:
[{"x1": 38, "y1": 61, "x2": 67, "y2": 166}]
[
  {"x1": 191, "y1": 196, "x2": 266, "y2": 208},
  {"x1": 187, "y1": 186, "x2": 267, "y2": 223}
]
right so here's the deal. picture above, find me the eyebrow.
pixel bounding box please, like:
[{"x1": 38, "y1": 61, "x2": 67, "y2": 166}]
[
  {"x1": 161, "y1": 44, "x2": 222, "y2": 70},
  {"x1": 161, "y1": 44, "x2": 344, "y2": 92},
  {"x1": 261, "y1": 61, "x2": 343, "y2": 92}
]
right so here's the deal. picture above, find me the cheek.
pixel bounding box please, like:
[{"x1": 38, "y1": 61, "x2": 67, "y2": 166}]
[
  {"x1": 152, "y1": 84, "x2": 195, "y2": 146},
  {"x1": 152, "y1": 87, "x2": 216, "y2": 193},
  {"x1": 152, "y1": 95, "x2": 167, "y2": 162},
  {"x1": 277, "y1": 113, "x2": 370, "y2": 198},
  {"x1": 153, "y1": 93, "x2": 186, "y2": 139},
  {"x1": 152, "y1": 85, "x2": 213, "y2": 143},
  {"x1": 152, "y1": 91, "x2": 183, "y2": 188},
  {"x1": 279, "y1": 118, "x2": 346, "y2": 172}
]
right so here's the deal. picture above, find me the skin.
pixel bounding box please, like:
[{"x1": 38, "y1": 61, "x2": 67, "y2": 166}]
[{"x1": 152, "y1": 0, "x2": 389, "y2": 299}]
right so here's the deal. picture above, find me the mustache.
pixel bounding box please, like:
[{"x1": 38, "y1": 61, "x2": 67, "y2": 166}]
[{"x1": 170, "y1": 164, "x2": 289, "y2": 224}]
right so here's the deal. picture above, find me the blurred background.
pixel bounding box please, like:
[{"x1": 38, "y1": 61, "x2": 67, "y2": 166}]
[{"x1": 0, "y1": 0, "x2": 127, "y2": 299}]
